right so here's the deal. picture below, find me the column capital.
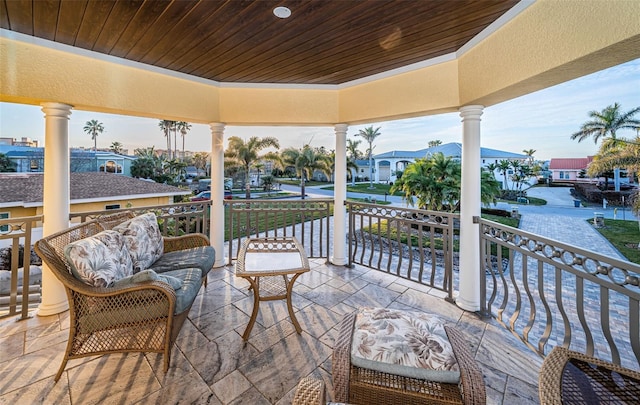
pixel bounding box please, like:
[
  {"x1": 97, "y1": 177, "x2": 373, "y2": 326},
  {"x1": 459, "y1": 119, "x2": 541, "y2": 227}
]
[
  {"x1": 209, "y1": 122, "x2": 226, "y2": 133},
  {"x1": 40, "y1": 102, "x2": 73, "y2": 118},
  {"x1": 459, "y1": 105, "x2": 484, "y2": 120},
  {"x1": 334, "y1": 123, "x2": 348, "y2": 133}
]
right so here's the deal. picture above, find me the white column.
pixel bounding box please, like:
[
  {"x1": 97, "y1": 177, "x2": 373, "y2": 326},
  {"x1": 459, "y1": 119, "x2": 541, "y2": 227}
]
[
  {"x1": 457, "y1": 105, "x2": 484, "y2": 312},
  {"x1": 332, "y1": 124, "x2": 348, "y2": 265},
  {"x1": 38, "y1": 102, "x2": 73, "y2": 316},
  {"x1": 209, "y1": 123, "x2": 226, "y2": 267}
]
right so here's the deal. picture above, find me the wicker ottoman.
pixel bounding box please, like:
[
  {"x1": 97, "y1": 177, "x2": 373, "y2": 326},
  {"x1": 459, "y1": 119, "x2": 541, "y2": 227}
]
[{"x1": 332, "y1": 308, "x2": 486, "y2": 405}]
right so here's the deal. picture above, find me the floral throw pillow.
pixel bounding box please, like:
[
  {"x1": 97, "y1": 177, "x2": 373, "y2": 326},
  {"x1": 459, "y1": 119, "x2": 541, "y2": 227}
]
[
  {"x1": 113, "y1": 212, "x2": 164, "y2": 272},
  {"x1": 64, "y1": 230, "x2": 134, "y2": 288},
  {"x1": 350, "y1": 307, "x2": 460, "y2": 383}
]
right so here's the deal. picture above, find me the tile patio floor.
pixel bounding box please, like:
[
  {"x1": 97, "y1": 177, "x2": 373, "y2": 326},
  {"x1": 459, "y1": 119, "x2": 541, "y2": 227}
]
[{"x1": 0, "y1": 259, "x2": 543, "y2": 404}]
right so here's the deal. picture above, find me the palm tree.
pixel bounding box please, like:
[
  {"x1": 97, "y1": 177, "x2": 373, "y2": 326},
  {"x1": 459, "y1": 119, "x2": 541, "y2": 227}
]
[
  {"x1": 193, "y1": 152, "x2": 209, "y2": 175},
  {"x1": 109, "y1": 141, "x2": 124, "y2": 154},
  {"x1": 346, "y1": 139, "x2": 363, "y2": 160},
  {"x1": 391, "y1": 153, "x2": 500, "y2": 212},
  {"x1": 83, "y1": 119, "x2": 104, "y2": 172},
  {"x1": 588, "y1": 136, "x2": 640, "y2": 178},
  {"x1": 428, "y1": 140, "x2": 443, "y2": 148},
  {"x1": 281, "y1": 145, "x2": 331, "y2": 199},
  {"x1": 158, "y1": 120, "x2": 176, "y2": 159},
  {"x1": 522, "y1": 148, "x2": 536, "y2": 164},
  {"x1": 571, "y1": 103, "x2": 640, "y2": 190},
  {"x1": 83, "y1": 119, "x2": 104, "y2": 152},
  {"x1": 225, "y1": 136, "x2": 280, "y2": 199},
  {"x1": 323, "y1": 150, "x2": 357, "y2": 183},
  {"x1": 485, "y1": 162, "x2": 499, "y2": 178},
  {"x1": 570, "y1": 103, "x2": 640, "y2": 145},
  {"x1": 356, "y1": 126, "x2": 382, "y2": 189},
  {"x1": 497, "y1": 160, "x2": 512, "y2": 190},
  {"x1": 176, "y1": 121, "x2": 192, "y2": 158},
  {"x1": 0, "y1": 153, "x2": 17, "y2": 172}
]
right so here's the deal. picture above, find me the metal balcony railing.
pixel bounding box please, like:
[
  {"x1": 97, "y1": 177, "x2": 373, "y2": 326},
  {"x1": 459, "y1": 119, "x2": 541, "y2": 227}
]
[
  {"x1": 346, "y1": 201, "x2": 457, "y2": 300},
  {"x1": 4, "y1": 201, "x2": 640, "y2": 374},
  {"x1": 225, "y1": 199, "x2": 332, "y2": 264},
  {"x1": 479, "y1": 218, "x2": 640, "y2": 371},
  {"x1": 0, "y1": 215, "x2": 43, "y2": 320},
  {"x1": 70, "y1": 201, "x2": 211, "y2": 236}
]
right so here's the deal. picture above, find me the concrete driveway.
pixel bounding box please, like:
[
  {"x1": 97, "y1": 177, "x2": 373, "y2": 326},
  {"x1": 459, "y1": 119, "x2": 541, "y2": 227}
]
[{"x1": 526, "y1": 186, "x2": 577, "y2": 207}]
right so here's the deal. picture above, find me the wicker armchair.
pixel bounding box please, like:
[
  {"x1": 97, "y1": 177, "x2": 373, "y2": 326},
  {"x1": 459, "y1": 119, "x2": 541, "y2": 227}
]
[
  {"x1": 34, "y1": 213, "x2": 202, "y2": 382},
  {"x1": 333, "y1": 311, "x2": 486, "y2": 405}
]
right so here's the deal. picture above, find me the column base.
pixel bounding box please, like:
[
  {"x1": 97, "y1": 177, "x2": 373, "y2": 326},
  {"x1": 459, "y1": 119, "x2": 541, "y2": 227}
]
[
  {"x1": 213, "y1": 257, "x2": 226, "y2": 268},
  {"x1": 455, "y1": 296, "x2": 480, "y2": 312},
  {"x1": 330, "y1": 255, "x2": 347, "y2": 266},
  {"x1": 37, "y1": 300, "x2": 69, "y2": 317}
]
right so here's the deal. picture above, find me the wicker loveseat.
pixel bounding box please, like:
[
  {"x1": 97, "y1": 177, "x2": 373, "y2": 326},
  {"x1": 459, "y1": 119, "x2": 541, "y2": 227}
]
[{"x1": 34, "y1": 211, "x2": 215, "y2": 381}]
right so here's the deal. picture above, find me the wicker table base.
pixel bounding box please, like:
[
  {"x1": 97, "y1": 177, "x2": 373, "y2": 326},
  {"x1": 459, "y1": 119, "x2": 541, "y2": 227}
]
[{"x1": 539, "y1": 346, "x2": 640, "y2": 404}]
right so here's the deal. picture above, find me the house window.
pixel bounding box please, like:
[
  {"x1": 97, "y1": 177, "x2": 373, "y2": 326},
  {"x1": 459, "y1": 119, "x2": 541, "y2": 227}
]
[
  {"x1": 100, "y1": 161, "x2": 122, "y2": 173},
  {"x1": 105, "y1": 204, "x2": 121, "y2": 210},
  {"x1": 30, "y1": 159, "x2": 39, "y2": 171},
  {"x1": 0, "y1": 212, "x2": 8, "y2": 233}
]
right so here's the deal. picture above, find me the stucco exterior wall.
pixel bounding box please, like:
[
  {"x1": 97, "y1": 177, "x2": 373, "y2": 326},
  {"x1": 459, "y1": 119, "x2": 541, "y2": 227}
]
[
  {"x1": 1, "y1": 1, "x2": 638, "y2": 125},
  {"x1": 458, "y1": 0, "x2": 640, "y2": 107},
  {"x1": 218, "y1": 87, "x2": 338, "y2": 125},
  {"x1": 338, "y1": 59, "x2": 460, "y2": 124},
  {"x1": 0, "y1": 36, "x2": 220, "y2": 123}
]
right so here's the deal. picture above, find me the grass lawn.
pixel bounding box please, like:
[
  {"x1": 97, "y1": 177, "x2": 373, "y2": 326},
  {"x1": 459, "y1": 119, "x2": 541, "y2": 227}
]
[
  {"x1": 498, "y1": 196, "x2": 547, "y2": 206},
  {"x1": 591, "y1": 219, "x2": 640, "y2": 264},
  {"x1": 276, "y1": 179, "x2": 328, "y2": 187},
  {"x1": 322, "y1": 183, "x2": 404, "y2": 196},
  {"x1": 347, "y1": 197, "x2": 392, "y2": 205}
]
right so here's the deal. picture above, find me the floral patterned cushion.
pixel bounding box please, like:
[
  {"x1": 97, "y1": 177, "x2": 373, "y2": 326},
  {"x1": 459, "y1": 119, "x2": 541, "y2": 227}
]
[
  {"x1": 351, "y1": 307, "x2": 460, "y2": 383},
  {"x1": 113, "y1": 213, "x2": 164, "y2": 272},
  {"x1": 64, "y1": 230, "x2": 134, "y2": 288}
]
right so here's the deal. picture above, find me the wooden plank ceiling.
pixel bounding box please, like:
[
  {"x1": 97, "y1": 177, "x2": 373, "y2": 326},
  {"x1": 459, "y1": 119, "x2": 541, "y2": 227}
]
[{"x1": 1, "y1": 0, "x2": 519, "y2": 85}]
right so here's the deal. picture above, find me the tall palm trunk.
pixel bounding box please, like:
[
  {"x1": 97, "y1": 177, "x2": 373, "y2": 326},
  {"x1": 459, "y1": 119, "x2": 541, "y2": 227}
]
[
  {"x1": 245, "y1": 167, "x2": 251, "y2": 199},
  {"x1": 173, "y1": 127, "x2": 178, "y2": 159}
]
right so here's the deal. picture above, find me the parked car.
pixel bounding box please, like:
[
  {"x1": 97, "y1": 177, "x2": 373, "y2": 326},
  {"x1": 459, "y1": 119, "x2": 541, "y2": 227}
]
[{"x1": 190, "y1": 190, "x2": 232, "y2": 201}]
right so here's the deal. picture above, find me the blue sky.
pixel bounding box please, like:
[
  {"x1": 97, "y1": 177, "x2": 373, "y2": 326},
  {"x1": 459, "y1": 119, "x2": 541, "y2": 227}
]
[{"x1": 1, "y1": 58, "x2": 638, "y2": 161}]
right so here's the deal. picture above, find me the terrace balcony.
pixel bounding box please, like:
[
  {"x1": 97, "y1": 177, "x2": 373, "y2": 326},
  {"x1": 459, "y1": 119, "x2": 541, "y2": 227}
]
[
  {"x1": 1, "y1": 200, "x2": 638, "y2": 404},
  {"x1": 1, "y1": 1, "x2": 639, "y2": 402}
]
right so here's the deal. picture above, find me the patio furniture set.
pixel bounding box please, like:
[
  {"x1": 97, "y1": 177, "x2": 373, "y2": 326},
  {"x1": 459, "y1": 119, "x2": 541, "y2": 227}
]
[{"x1": 33, "y1": 210, "x2": 639, "y2": 404}]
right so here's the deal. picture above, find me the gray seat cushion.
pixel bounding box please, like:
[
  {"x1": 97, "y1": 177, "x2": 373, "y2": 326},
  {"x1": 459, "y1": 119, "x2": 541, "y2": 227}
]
[
  {"x1": 149, "y1": 246, "x2": 215, "y2": 279},
  {"x1": 163, "y1": 268, "x2": 202, "y2": 314}
]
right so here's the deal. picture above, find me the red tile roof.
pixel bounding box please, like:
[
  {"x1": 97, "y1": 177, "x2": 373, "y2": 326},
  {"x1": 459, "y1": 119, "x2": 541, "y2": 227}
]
[{"x1": 549, "y1": 157, "x2": 594, "y2": 170}]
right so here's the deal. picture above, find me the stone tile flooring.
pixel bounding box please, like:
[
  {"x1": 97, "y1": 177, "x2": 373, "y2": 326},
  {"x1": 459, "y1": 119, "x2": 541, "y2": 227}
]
[{"x1": 0, "y1": 260, "x2": 543, "y2": 404}]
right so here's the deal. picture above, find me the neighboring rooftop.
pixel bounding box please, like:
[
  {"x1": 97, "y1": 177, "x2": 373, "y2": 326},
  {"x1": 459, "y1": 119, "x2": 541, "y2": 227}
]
[
  {"x1": 0, "y1": 172, "x2": 190, "y2": 207},
  {"x1": 549, "y1": 157, "x2": 595, "y2": 170},
  {"x1": 374, "y1": 142, "x2": 529, "y2": 160}
]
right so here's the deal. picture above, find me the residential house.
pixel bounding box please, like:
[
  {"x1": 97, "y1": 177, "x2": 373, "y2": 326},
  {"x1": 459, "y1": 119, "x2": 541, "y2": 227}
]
[
  {"x1": 373, "y1": 142, "x2": 530, "y2": 187},
  {"x1": 549, "y1": 157, "x2": 594, "y2": 182},
  {"x1": 0, "y1": 137, "x2": 39, "y2": 147},
  {"x1": 0, "y1": 145, "x2": 135, "y2": 176},
  {"x1": 0, "y1": 172, "x2": 190, "y2": 225}
]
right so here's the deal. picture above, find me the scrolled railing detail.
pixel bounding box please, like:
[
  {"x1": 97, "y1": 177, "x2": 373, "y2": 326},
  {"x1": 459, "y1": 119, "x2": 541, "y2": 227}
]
[{"x1": 480, "y1": 218, "x2": 640, "y2": 371}]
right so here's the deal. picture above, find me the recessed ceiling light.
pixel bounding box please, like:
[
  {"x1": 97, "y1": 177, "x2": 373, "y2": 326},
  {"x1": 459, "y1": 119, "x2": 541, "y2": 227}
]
[{"x1": 273, "y1": 6, "x2": 291, "y2": 19}]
